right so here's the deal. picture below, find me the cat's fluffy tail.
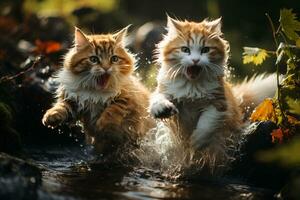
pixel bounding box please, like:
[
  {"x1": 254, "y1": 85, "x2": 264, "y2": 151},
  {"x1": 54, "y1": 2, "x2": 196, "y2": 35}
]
[{"x1": 232, "y1": 74, "x2": 277, "y2": 118}]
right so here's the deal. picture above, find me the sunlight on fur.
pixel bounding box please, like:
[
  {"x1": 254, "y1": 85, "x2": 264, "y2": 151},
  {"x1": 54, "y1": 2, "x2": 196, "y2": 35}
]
[
  {"x1": 148, "y1": 16, "x2": 277, "y2": 174},
  {"x1": 42, "y1": 26, "x2": 155, "y2": 155}
]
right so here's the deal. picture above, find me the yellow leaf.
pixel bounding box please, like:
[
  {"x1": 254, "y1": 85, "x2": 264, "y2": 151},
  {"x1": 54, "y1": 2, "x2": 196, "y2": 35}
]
[
  {"x1": 250, "y1": 98, "x2": 277, "y2": 122},
  {"x1": 280, "y1": 9, "x2": 300, "y2": 41},
  {"x1": 242, "y1": 47, "x2": 269, "y2": 65},
  {"x1": 286, "y1": 97, "x2": 300, "y2": 115}
]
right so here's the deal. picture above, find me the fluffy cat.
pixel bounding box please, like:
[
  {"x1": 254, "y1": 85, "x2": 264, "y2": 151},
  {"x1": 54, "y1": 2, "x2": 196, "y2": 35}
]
[
  {"x1": 42, "y1": 27, "x2": 154, "y2": 154},
  {"x1": 149, "y1": 16, "x2": 276, "y2": 171}
]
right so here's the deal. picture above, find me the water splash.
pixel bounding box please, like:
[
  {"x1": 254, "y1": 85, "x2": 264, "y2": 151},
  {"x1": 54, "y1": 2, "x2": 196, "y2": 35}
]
[
  {"x1": 130, "y1": 120, "x2": 254, "y2": 179},
  {"x1": 131, "y1": 122, "x2": 189, "y2": 178}
]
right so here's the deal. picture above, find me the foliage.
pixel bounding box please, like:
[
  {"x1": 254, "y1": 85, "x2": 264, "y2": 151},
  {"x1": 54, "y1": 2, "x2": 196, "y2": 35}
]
[
  {"x1": 244, "y1": 9, "x2": 300, "y2": 143},
  {"x1": 23, "y1": 0, "x2": 118, "y2": 16},
  {"x1": 242, "y1": 47, "x2": 269, "y2": 65},
  {"x1": 286, "y1": 97, "x2": 300, "y2": 115},
  {"x1": 280, "y1": 9, "x2": 300, "y2": 41}
]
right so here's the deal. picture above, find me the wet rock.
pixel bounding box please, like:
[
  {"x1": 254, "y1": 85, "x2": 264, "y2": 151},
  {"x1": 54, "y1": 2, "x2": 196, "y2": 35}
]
[
  {"x1": 0, "y1": 153, "x2": 77, "y2": 200},
  {"x1": 229, "y1": 121, "x2": 288, "y2": 189},
  {"x1": 0, "y1": 153, "x2": 41, "y2": 200}
]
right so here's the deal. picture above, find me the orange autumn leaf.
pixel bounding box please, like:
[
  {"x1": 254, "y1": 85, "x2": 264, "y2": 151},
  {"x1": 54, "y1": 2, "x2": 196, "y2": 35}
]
[
  {"x1": 271, "y1": 128, "x2": 289, "y2": 143},
  {"x1": 250, "y1": 98, "x2": 277, "y2": 122},
  {"x1": 34, "y1": 39, "x2": 61, "y2": 54}
]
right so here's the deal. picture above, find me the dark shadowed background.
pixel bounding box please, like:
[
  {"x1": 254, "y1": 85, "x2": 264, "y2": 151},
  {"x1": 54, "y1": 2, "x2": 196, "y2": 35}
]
[{"x1": 2, "y1": 0, "x2": 300, "y2": 82}]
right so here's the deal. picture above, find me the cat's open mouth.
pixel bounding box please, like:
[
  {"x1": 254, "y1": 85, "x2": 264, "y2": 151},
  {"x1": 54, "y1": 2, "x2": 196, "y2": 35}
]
[
  {"x1": 96, "y1": 73, "x2": 110, "y2": 89},
  {"x1": 186, "y1": 65, "x2": 201, "y2": 80}
]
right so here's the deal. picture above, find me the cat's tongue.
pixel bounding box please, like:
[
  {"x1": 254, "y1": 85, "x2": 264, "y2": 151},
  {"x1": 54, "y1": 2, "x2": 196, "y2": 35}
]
[
  {"x1": 186, "y1": 65, "x2": 201, "y2": 80},
  {"x1": 97, "y1": 73, "x2": 110, "y2": 89}
]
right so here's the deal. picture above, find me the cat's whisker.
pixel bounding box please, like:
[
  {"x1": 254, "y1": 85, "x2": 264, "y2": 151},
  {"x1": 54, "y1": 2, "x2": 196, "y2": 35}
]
[
  {"x1": 166, "y1": 66, "x2": 175, "y2": 76},
  {"x1": 167, "y1": 63, "x2": 181, "y2": 79},
  {"x1": 170, "y1": 65, "x2": 182, "y2": 80},
  {"x1": 170, "y1": 69, "x2": 177, "y2": 80},
  {"x1": 173, "y1": 66, "x2": 183, "y2": 79}
]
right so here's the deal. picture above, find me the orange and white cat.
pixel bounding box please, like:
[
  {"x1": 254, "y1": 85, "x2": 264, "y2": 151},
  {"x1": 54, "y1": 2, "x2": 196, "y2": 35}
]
[
  {"x1": 150, "y1": 16, "x2": 276, "y2": 169},
  {"x1": 42, "y1": 27, "x2": 154, "y2": 154}
]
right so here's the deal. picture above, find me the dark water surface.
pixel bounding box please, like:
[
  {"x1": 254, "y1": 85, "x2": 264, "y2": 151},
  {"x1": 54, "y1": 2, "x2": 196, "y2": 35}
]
[{"x1": 25, "y1": 144, "x2": 277, "y2": 200}]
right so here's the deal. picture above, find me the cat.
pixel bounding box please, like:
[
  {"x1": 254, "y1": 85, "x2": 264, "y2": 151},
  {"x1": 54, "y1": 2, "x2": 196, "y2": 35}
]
[
  {"x1": 42, "y1": 26, "x2": 154, "y2": 155},
  {"x1": 149, "y1": 16, "x2": 276, "y2": 171}
]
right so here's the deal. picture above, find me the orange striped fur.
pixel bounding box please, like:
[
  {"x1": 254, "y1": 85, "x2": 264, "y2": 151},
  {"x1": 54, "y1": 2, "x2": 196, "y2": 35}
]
[{"x1": 43, "y1": 27, "x2": 154, "y2": 154}]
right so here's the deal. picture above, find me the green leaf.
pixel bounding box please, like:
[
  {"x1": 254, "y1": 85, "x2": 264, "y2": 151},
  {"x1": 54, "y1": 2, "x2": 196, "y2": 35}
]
[
  {"x1": 280, "y1": 8, "x2": 300, "y2": 41},
  {"x1": 242, "y1": 47, "x2": 269, "y2": 65},
  {"x1": 286, "y1": 97, "x2": 300, "y2": 115}
]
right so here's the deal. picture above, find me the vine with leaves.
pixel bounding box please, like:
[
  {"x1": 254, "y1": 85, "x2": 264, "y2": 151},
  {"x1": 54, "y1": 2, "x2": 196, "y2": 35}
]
[{"x1": 243, "y1": 9, "x2": 300, "y2": 143}]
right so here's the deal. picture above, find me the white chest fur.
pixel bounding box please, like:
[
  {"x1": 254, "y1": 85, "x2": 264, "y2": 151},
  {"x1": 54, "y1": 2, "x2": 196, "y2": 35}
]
[
  {"x1": 54, "y1": 69, "x2": 118, "y2": 122},
  {"x1": 158, "y1": 69, "x2": 220, "y2": 101}
]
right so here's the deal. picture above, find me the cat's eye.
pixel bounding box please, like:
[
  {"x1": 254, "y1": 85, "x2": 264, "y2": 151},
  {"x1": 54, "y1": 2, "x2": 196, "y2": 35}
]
[
  {"x1": 181, "y1": 46, "x2": 190, "y2": 54},
  {"x1": 89, "y1": 56, "x2": 100, "y2": 64},
  {"x1": 110, "y1": 55, "x2": 119, "y2": 63},
  {"x1": 201, "y1": 47, "x2": 210, "y2": 54}
]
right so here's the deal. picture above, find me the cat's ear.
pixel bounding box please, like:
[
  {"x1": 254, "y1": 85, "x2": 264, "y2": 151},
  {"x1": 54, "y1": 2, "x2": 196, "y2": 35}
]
[
  {"x1": 167, "y1": 15, "x2": 183, "y2": 36},
  {"x1": 205, "y1": 17, "x2": 222, "y2": 33},
  {"x1": 74, "y1": 27, "x2": 89, "y2": 49},
  {"x1": 113, "y1": 25, "x2": 131, "y2": 46}
]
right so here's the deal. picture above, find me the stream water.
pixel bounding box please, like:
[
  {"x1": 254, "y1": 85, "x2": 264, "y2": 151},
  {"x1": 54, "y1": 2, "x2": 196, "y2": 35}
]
[
  {"x1": 25, "y1": 145, "x2": 276, "y2": 200},
  {"x1": 24, "y1": 123, "x2": 277, "y2": 200}
]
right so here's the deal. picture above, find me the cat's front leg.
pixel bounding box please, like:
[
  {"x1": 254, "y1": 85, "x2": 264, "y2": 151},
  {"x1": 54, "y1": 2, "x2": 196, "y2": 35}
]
[
  {"x1": 150, "y1": 93, "x2": 178, "y2": 119},
  {"x1": 190, "y1": 105, "x2": 225, "y2": 149},
  {"x1": 96, "y1": 94, "x2": 134, "y2": 131},
  {"x1": 42, "y1": 101, "x2": 73, "y2": 128}
]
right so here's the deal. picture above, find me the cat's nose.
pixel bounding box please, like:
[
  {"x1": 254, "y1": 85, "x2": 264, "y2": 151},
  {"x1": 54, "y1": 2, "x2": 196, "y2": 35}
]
[
  {"x1": 104, "y1": 67, "x2": 112, "y2": 73},
  {"x1": 192, "y1": 59, "x2": 200, "y2": 64}
]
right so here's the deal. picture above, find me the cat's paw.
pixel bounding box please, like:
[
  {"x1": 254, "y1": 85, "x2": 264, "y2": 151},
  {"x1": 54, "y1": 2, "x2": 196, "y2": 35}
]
[
  {"x1": 42, "y1": 109, "x2": 67, "y2": 128},
  {"x1": 150, "y1": 99, "x2": 178, "y2": 119}
]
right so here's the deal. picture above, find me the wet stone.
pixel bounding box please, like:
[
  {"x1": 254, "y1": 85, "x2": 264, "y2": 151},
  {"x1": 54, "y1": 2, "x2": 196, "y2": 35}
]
[{"x1": 0, "y1": 153, "x2": 41, "y2": 200}]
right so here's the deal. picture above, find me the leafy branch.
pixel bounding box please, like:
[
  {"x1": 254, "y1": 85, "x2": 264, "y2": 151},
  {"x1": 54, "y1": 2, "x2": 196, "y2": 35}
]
[{"x1": 243, "y1": 9, "x2": 300, "y2": 143}]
